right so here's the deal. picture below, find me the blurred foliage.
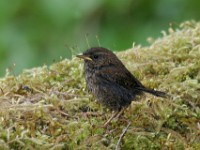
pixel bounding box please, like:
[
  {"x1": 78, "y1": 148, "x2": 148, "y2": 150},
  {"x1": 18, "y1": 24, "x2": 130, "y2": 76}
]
[{"x1": 0, "y1": 0, "x2": 200, "y2": 76}]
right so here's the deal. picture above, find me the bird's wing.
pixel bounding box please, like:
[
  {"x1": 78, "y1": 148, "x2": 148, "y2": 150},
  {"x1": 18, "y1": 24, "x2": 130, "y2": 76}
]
[{"x1": 96, "y1": 66, "x2": 144, "y2": 91}]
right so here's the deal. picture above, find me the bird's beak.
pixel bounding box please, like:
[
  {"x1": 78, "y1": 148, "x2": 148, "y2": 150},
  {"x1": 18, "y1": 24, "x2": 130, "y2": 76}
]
[{"x1": 76, "y1": 54, "x2": 93, "y2": 61}]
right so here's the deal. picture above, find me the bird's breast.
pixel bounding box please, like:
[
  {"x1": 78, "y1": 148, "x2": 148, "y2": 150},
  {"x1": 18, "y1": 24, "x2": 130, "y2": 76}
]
[{"x1": 84, "y1": 65, "x2": 98, "y2": 93}]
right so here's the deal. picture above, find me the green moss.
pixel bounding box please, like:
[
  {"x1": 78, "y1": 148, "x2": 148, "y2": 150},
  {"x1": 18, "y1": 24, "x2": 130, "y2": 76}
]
[{"x1": 0, "y1": 20, "x2": 200, "y2": 149}]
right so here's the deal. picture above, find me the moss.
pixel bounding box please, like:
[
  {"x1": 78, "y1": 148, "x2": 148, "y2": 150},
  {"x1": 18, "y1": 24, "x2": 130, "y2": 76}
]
[{"x1": 0, "y1": 20, "x2": 200, "y2": 149}]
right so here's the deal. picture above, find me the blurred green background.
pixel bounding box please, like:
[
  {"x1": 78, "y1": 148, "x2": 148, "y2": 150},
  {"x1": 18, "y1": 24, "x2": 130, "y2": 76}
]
[{"x1": 0, "y1": 0, "x2": 200, "y2": 77}]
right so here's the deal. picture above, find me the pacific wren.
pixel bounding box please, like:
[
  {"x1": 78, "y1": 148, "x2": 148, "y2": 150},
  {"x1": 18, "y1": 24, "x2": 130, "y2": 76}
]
[{"x1": 77, "y1": 47, "x2": 167, "y2": 111}]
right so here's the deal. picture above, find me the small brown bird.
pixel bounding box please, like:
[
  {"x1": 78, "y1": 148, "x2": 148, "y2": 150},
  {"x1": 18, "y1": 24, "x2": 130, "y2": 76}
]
[{"x1": 77, "y1": 47, "x2": 167, "y2": 126}]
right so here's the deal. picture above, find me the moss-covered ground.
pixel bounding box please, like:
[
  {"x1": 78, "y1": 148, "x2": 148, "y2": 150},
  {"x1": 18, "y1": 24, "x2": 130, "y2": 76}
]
[{"x1": 0, "y1": 21, "x2": 199, "y2": 149}]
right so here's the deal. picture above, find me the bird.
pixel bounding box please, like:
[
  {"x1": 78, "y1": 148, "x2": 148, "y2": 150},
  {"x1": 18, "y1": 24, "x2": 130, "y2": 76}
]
[{"x1": 77, "y1": 47, "x2": 167, "y2": 126}]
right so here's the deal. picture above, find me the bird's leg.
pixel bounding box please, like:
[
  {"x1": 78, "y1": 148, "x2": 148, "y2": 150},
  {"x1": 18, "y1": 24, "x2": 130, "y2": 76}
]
[
  {"x1": 103, "y1": 107, "x2": 125, "y2": 127},
  {"x1": 115, "y1": 107, "x2": 125, "y2": 119},
  {"x1": 103, "y1": 111, "x2": 119, "y2": 127}
]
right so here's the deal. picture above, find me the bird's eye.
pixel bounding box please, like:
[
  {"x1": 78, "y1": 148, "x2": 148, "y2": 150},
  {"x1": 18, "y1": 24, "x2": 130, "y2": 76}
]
[{"x1": 93, "y1": 55, "x2": 99, "y2": 60}]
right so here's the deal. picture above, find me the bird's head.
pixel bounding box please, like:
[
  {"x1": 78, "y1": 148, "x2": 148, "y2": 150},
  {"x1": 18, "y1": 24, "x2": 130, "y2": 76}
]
[{"x1": 76, "y1": 47, "x2": 122, "y2": 69}]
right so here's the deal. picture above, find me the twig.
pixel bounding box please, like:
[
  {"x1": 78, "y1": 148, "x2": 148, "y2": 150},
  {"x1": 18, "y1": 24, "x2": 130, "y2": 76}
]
[
  {"x1": 57, "y1": 109, "x2": 78, "y2": 119},
  {"x1": 0, "y1": 87, "x2": 4, "y2": 94},
  {"x1": 115, "y1": 122, "x2": 131, "y2": 150}
]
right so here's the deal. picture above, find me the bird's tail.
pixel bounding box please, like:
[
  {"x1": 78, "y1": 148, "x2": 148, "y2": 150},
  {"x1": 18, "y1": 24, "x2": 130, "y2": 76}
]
[{"x1": 136, "y1": 87, "x2": 168, "y2": 98}]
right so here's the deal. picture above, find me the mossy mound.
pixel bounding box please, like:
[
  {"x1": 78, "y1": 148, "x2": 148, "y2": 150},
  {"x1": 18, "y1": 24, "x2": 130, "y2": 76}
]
[{"x1": 0, "y1": 21, "x2": 199, "y2": 149}]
